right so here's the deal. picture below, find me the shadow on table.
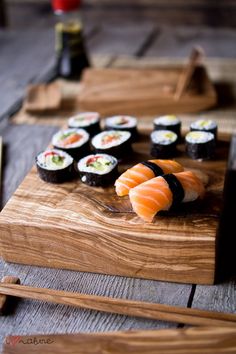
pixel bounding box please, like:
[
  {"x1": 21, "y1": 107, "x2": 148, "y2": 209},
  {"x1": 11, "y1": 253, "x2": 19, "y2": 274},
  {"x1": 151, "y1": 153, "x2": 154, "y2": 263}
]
[{"x1": 215, "y1": 136, "x2": 236, "y2": 283}]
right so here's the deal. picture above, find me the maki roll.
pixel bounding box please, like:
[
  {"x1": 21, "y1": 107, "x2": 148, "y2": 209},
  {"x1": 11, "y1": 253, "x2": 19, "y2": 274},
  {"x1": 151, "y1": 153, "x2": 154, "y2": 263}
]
[
  {"x1": 68, "y1": 112, "x2": 101, "y2": 137},
  {"x1": 105, "y1": 115, "x2": 138, "y2": 141},
  {"x1": 154, "y1": 115, "x2": 181, "y2": 142},
  {"x1": 150, "y1": 130, "x2": 178, "y2": 158},
  {"x1": 190, "y1": 119, "x2": 217, "y2": 140},
  {"x1": 52, "y1": 128, "x2": 90, "y2": 161},
  {"x1": 185, "y1": 131, "x2": 215, "y2": 160},
  {"x1": 36, "y1": 149, "x2": 75, "y2": 183},
  {"x1": 78, "y1": 154, "x2": 118, "y2": 187},
  {"x1": 91, "y1": 130, "x2": 132, "y2": 160}
]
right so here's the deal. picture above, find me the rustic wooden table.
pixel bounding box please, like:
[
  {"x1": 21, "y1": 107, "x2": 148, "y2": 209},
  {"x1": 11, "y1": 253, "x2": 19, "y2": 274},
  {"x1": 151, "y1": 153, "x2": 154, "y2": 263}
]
[{"x1": 0, "y1": 6, "x2": 236, "y2": 350}]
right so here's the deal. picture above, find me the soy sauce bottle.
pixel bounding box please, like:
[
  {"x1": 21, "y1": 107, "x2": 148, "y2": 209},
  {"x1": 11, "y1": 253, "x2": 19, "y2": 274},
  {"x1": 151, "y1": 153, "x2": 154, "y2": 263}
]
[{"x1": 52, "y1": 0, "x2": 90, "y2": 80}]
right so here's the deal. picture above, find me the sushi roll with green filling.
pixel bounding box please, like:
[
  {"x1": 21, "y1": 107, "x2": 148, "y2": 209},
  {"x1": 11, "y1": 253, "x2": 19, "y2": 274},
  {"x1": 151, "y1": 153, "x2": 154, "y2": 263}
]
[
  {"x1": 154, "y1": 115, "x2": 181, "y2": 142},
  {"x1": 150, "y1": 130, "x2": 178, "y2": 158},
  {"x1": 52, "y1": 128, "x2": 90, "y2": 161},
  {"x1": 36, "y1": 149, "x2": 75, "y2": 183},
  {"x1": 105, "y1": 115, "x2": 138, "y2": 141},
  {"x1": 68, "y1": 112, "x2": 101, "y2": 137},
  {"x1": 190, "y1": 119, "x2": 217, "y2": 140},
  {"x1": 185, "y1": 131, "x2": 215, "y2": 160},
  {"x1": 78, "y1": 154, "x2": 118, "y2": 187},
  {"x1": 91, "y1": 130, "x2": 132, "y2": 160}
]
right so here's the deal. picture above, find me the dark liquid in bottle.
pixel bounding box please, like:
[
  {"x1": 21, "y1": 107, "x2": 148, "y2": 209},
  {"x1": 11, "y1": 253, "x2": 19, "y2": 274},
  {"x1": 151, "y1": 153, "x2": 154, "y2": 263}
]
[{"x1": 56, "y1": 22, "x2": 90, "y2": 80}]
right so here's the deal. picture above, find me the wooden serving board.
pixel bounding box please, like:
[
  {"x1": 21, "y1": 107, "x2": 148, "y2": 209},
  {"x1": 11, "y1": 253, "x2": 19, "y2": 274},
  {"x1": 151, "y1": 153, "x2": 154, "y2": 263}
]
[
  {"x1": 3, "y1": 327, "x2": 236, "y2": 354},
  {"x1": 0, "y1": 131, "x2": 229, "y2": 285},
  {"x1": 78, "y1": 66, "x2": 217, "y2": 116}
]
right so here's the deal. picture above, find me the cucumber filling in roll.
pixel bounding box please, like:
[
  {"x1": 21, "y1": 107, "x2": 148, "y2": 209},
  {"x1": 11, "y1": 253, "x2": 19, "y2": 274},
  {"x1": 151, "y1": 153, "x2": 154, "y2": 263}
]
[
  {"x1": 36, "y1": 149, "x2": 75, "y2": 183},
  {"x1": 190, "y1": 119, "x2": 217, "y2": 139},
  {"x1": 78, "y1": 154, "x2": 118, "y2": 186},
  {"x1": 154, "y1": 115, "x2": 181, "y2": 141}
]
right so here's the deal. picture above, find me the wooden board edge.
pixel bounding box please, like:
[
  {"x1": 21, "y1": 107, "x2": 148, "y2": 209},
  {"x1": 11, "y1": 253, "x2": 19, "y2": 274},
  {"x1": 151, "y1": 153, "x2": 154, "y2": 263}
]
[{"x1": 3, "y1": 326, "x2": 236, "y2": 354}]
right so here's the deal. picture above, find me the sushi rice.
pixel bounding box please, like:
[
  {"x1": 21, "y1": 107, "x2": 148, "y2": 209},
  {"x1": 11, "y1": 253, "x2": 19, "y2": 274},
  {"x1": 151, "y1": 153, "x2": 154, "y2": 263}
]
[
  {"x1": 37, "y1": 149, "x2": 73, "y2": 170},
  {"x1": 68, "y1": 112, "x2": 100, "y2": 128}
]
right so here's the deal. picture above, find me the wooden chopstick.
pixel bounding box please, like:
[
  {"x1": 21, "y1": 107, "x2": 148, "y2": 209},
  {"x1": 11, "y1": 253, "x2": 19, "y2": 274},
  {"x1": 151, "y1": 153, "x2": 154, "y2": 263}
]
[
  {"x1": 0, "y1": 283, "x2": 236, "y2": 327},
  {"x1": 174, "y1": 47, "x2": 204, "y2": 101}
]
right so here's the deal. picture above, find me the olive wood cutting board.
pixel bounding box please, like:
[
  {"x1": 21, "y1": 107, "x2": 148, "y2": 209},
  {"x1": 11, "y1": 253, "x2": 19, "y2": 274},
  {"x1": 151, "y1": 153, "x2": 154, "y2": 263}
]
[
  {"x1": 0, "y1": 131, "x2": 229, "y2": 285},
  {"x1": 78, "y1": 66, "x2": 217, "y2": 116},
  {"x1": 3, "y1": 327, "x2": 236, "y2": 354}
]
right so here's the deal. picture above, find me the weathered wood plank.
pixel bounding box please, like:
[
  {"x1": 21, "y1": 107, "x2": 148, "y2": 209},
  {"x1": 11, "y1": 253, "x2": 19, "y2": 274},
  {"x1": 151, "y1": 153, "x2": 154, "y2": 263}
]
[
  {"x1": 0, "y1": 124, "x2": 58, "y2": 207},
  {"x1": 0, "y1": 263, "x2": 192, "y2": 348},
  {"x1": 87, "y1": 23, "x2": 155, "y2": 56},
  {"x1": 192, "y1": 281, "x2": 236, "y2": 316},
  {"x1": 3, "y1": 326, "x2": 236, "y2": 354},
  {"x1": 145, "y1": 27, "x2": 236, "y2": 58}
]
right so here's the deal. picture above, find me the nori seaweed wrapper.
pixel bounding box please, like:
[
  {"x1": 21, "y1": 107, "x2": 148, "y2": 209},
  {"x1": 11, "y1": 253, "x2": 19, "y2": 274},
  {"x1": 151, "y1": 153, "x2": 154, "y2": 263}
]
[
  {"x1": 186, "y1": 139, "x2": 216, "y2": 160},
  {"x1": 36, "y1": 159, "x2": 77, "y2": 184},
  {"x1": 79, "y1": 165, "x2": 119, "y2": 187},
  {"x1": 154, "y1": 122, "x2": 181, "y2": 142},
  {"x1": 93, "y1": 137, "x2": 133, "y2": 160},
  {"x1": 150, "y1": 141, "x2": 177, "y2": 158},
  {"x1": 162, "y1": 174, "x2": 185, "y2": 207}
]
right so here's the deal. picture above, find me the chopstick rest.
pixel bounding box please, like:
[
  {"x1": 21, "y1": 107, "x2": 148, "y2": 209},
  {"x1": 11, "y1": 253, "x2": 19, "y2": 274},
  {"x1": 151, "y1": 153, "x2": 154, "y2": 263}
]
[{"x1": 0, "y1": 277, "x2": 236, "y2": 327}]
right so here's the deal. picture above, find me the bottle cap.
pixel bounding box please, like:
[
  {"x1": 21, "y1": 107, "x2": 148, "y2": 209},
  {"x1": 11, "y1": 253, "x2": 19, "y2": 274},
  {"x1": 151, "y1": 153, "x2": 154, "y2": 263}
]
[{"x1": 52, "y1": 0, "x2": 81, "y2": 12}]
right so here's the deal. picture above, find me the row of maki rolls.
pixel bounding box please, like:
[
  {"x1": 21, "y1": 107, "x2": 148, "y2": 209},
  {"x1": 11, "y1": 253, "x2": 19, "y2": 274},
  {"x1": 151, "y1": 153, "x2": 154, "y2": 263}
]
[
  {"x1": 36, "y1": 112, "x2": 138, "y2": 186},
  {"x1": 185, "y1": 119, "x2": 217, "y2": 160},
  {"x1": 150, "y1": 115, "x2": 218, "y2": 160}
]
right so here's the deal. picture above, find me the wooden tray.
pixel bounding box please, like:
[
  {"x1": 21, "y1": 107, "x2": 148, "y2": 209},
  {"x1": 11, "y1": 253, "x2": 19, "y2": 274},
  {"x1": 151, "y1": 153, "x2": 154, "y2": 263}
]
[
  {"x1": 3, "y1": 327, "x2": 236, "y2": 354},
  {"x1": 78, "y1": 66, "x2": 217, "y2": 116},
  {"x1": 0, "y1": 131, "x2": 229, "y2": 285}
]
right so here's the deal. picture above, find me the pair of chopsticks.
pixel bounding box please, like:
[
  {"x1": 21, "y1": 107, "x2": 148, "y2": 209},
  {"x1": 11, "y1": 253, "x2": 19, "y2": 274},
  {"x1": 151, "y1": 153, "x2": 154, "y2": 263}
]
[{"x1": 0, "y1": 280, "x2": 236, "y2": 328}]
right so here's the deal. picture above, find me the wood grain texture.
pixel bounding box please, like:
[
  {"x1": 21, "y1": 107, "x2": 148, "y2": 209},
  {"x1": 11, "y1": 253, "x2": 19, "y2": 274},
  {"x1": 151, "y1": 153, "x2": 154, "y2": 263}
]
[
  {"x1": 78, "y1": 66, "x2": 216, "y2": 116},
  {"x1": 87, "y1": 23, "x2": 155, "y2": 56},
  {"x1": 145, "y1": 26, "x2": 236, "y2": 58},
  {"x1": 0, "y1": 264, "x2": 191, "y2": 350},
  {"x1": 1, "y1": 282, "x2": 236, "y2": 327},
  {"x1": 0, "y1": 129, "x2": 229, "y2": 285},
  {"x1": 3, "y1": 326, "x2": 236, "y2": 354}
]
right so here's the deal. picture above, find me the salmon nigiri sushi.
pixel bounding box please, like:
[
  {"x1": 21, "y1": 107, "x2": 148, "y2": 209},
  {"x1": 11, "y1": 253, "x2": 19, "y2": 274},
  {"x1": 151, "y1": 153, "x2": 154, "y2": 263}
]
[
  {"x1": 115, "y1": 159, "x2": 183, "y2": 197},
  {"x1": 129, "y1": 171, "x2": 205, "y2": 222}
]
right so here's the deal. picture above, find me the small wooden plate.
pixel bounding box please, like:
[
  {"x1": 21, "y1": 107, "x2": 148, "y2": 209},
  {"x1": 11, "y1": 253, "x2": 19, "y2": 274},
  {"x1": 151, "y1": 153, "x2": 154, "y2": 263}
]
[
  {"x1": 24, "y1": 83, "x2": 62, "y2": 113},
  {"x1": 78, "y1": 66, "x2": 217, "y2": 116}
]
